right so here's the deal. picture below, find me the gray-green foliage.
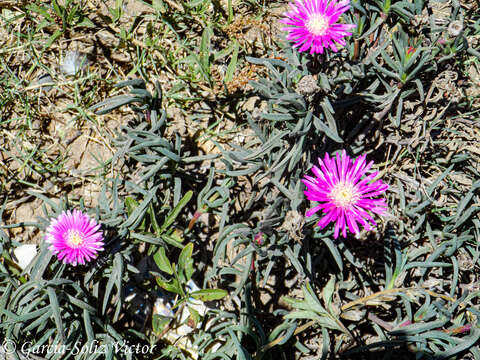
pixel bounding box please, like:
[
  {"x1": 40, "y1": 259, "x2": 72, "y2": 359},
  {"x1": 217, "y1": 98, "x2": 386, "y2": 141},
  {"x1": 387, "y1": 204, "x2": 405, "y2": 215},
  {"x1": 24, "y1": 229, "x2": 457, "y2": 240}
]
[
  {"x1": 209, "y1": 0, "x2": 480, "y2": 358},
  {"x1": 0, "y1": 79, "x2": 227, "y2": 359}
]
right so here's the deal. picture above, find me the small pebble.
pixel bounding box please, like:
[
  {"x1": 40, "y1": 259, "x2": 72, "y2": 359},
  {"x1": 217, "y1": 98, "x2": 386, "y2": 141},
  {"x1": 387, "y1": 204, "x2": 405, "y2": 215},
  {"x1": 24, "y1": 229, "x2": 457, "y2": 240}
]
[
  {"x1": 448, "y1": 20, "x2": 463, "y2": 37},
  {"x1": 35, "y1": 73, "x2": 53, "y2": 92},
  {"x1": 60, "y1": 51, "x2": 87, "y2": 76},
  {"x1": 12, "y1": 244, "x2": 37, "y2": 270}
]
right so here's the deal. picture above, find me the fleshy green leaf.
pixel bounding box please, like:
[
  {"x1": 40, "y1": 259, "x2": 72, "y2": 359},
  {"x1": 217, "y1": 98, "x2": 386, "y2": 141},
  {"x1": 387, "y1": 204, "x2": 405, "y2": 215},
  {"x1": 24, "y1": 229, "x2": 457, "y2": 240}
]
[
  {"x1": 190, "y1": 289, "x2": 228, "y2": 301},
  {"x1": 153, "y1": 247, "x2": 173, "y2": 275}
]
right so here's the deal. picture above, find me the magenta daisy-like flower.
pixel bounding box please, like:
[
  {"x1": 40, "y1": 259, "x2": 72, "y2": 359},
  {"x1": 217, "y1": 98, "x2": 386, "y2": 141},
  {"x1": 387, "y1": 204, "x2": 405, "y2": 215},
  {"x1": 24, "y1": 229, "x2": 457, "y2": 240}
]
[
  {"x1": 46, "y1": 210, "x2": 104, "y2": 266},
  {"x1": 302, "y1": 151, "x2": 389, "y2": 238},
  {"x1": 280, "y1": 0, "x2": 356, "y2": 54}
]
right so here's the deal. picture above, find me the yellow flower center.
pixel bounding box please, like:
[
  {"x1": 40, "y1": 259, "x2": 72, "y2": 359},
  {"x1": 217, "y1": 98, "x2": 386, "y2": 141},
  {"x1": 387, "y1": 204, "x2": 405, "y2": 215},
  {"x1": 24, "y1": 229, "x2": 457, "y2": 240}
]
[
  {"x1": 67, "y1": 230, "x2": 84, "y2": 247},
  {"x1": 330, "y1": 182, "x2": 359, "y2": 209},
  {"x1": 306, "y1": 13, "x2": 329, "y2": 36}
]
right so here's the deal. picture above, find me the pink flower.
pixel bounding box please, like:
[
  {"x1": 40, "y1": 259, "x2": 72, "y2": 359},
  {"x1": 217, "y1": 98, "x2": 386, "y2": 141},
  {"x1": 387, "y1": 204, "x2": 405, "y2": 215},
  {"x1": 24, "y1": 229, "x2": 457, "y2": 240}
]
[
  {"x1": 280, "y1": 0, "x2": 356, "y2": 55},
  {"x1": 46, "y1": 210, "x2": 104, "y2": 266},
  {"x1": 302, "y1": 151, "x2": 388, "y2": 238}
]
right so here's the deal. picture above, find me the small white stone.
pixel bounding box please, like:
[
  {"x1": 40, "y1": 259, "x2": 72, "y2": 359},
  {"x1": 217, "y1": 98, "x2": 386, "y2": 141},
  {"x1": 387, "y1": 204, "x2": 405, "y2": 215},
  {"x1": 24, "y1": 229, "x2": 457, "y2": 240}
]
[
  {"x1": 448, "y1": 20, "x2": 463, "y2": 37},
  {"x1": 153, "y1": 298, "x2": 174, "y2": 318},
  {"x1": 12, "y1": 244, "x2": 37, "y2": 270},
  {"x1": 60, "y1": 51, "x2": 87, "y2": 76}
]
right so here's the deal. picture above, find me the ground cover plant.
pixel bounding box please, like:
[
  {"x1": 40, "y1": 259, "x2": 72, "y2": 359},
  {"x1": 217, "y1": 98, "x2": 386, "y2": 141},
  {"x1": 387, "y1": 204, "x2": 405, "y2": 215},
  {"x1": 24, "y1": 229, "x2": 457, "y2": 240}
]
[{"x1": 0, "y1": 0, "x2": 480, "y2": 359}]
